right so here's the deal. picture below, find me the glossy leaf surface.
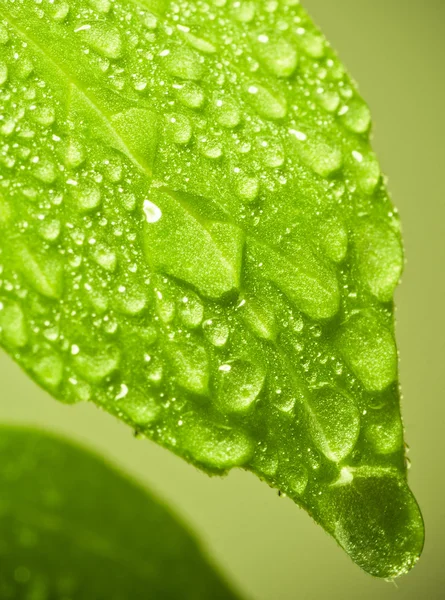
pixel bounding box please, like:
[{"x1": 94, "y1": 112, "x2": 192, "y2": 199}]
[
  {"x1": 0, "y1": 0, "x2": 424, "y2": 577},
  {"x1": 0, "y1": 425, "x2": 241, "y2": 599}
]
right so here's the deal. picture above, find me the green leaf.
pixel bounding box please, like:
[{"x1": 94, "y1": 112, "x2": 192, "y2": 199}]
[
  {"x1": 0, "y1": 425, "x2": 241, "y2": 599},
  {"x1": 0, "y1": 0, "x2": 424, "y2": 578}
]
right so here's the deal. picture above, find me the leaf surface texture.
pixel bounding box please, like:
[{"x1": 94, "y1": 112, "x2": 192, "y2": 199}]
[{"x1": 0, "y1": 0, "x2": 424, "y2": 577}]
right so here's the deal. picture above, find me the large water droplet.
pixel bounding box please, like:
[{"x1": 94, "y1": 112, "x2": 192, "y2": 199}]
[
  {"x1": 0, "y1": 62, "x2": 8, "y2": 86},
  {"x1": 168, "y1": 341, "x2": 209, "y2": 395},
  {"x1": 340, "y1": 99, "x2": 371, "y2": 134},
  {"x1": 246, "y1": 83, "x2": 287, "y2": 120},
  {"x1": 32, "y1": 351, "x2": 64, "y2": 389},
  {"x1": 115, "y1": 285, "x2": 148, "y2": 316},
  {"x1": 307, "y1": 387, "x2": 360, "y2": 462},
  {"x1": 74, "y1": 184, "x2": 101, "y2": 213},
  {"x1": 255, "y1": 36, "x2": 298, "y2": 78},
  {"x1": 215, "y1": 97, "x2": 241, "y2": 129},
  {"x1": 32, "y1": 157, "x2": 57, "y2": 184},
  {"x1": 184, "y1": 32, "x2": 217, "y2": 54},
  {"x1": 118, "y1": 392, "x2": 160, "y2": 426},
  {"x1": 0, "y1": 25, "x2": 9, "y2": 45},
  {"x1": 319, "y1": 218, "x2": 348, "y2": 263},
  {"x1": 180, "y1": 415, "x2": 254, "y2": 469},
  {"x1": 178, "y1": 294, "x2": 204, "y2": 328},
  {"x1": 354, "y1": 221, "x2": 403, "y2": 302},
  {"x1": 337, "y1": 311, "x2": 397, "y2": 392},
  {"x1": 0, "y1": 301, "x2": 28, "y2": 348},
  {"x1": 63, "y1": 138, "x2": 86, "y2": 169},
  {"x1": 164, "y1": 46, "x2": 204, "y2": 81},
  {"x1": 78, "y1": 24, "x2": 123, "y2": 59},
  {"x1": 290, "y1": 131, "x2": 342, "y2": 177},
  {"x1": 231, "y1": 1, "x2": 256, "y2": 22},
  {"x1": 165, "y1": 113, "x2": 193, "y2": 145},
  {"x1": 143, "y1": 198, "x2": 162, "y2": 223},
  {"x1": 216, "y1": 359, "x2": 266, "y2": 413},
  {"x1": 203, "y1": 317, "x2": 229, "y2": 347},
  {"x1": 32, "y1": 103, "x2": 56, "y2": 126},
  {"x1": 236, "y1": 173, "x2": 259, "y2": 201},
  {"x1": 73, "y1": 346, "x2": 120, "y2": 384},
  {"x1": 298, "y1": 31, "x2": 325, "y2": 58},
  {"x1": 175, "y1": 82, "x2": 205, "y2": 109},
  {"x1": 88, "y1": 0, "x2": 111, "y2": 13},
  {"x1": 365, "y1": 403, "x2": 403, "y2": 454}
]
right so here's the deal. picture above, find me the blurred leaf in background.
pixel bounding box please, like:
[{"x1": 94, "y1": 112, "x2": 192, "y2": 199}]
[{"x1": 0, "y1": 426, "x2": 241, "y2": 600}]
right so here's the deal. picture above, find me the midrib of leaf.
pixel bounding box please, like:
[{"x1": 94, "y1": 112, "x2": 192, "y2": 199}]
[
  {"x1": 0, "y1": 0, "x2": 424, "y2": 579},
  {"x1": 163, "y1": 187, "x2": 244, "y2": 285},
  {"x1": 2, "y1": 9, "x2": 154, "y2": 178},
  {"x1": 3, "y1": 5, "x2": 336, "y2": 308}
]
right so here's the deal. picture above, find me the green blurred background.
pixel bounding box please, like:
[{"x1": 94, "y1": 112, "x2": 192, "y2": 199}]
[{"x1": 1, "y1": 0, "x2": 444, "y2": 598}]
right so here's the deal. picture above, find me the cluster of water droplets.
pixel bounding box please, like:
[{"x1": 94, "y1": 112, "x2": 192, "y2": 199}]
[{"x1": 0, "y1": 0, "x2": 407, "y2": 515}]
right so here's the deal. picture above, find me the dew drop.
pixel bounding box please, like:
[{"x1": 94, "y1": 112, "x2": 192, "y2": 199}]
[
  {"x1": 319, "y1": 218, "x2": 348, "y2": 263},
  {"x1": 181, "y1": 416, "x2": 254, "y2": 469},
  {"x1": 0, "y1": 25, "x2": 9, "y2": 45},
  {"x1": 365, "y1": 405, "x2": 403, "y2": 454},
  {"x1": 0, "y1": 62, "x2": 8, "y2": 86},
  {"x1": 88, "y1": 0, "x2": 111, "y2": 13},
  {"x1": 353, "y1": 151, "x2": 381, "y2": 195},
  {"x1": 307, "y1": 387, "x2": 360, "y2": 462},
  {"x1": 74, "y1": 184, "x2": 101, "y2": 213},
  {"x1": 236, "y1": 174, "x2": 259, "y2": 201},
  {"x1": 91, "y1": 243, "x2": 117, "y2": 272},
  {"x1": 216, "y1": 359, "x2": 266, "y2": 414},
  {"x1": 164, "y1": 46, "x2": 204, "y2": 81},
  {"x1": 354, "y1": 221, "x2": 403, "y2": 302},
  {"x1": 0, "y1": 302, "x2": 28, "y2": 348},
  {"x1": 175, "y1": 82, "x2": 205, "y2": 109},
  {"x1": 73, "y1": 347, "x2": 120, "y2": 384},
  {"x1": 231, "y1": 1, "x2": 256, "y2": 22},
  {"x1": 290, "y1": 132, "x2": 343, "y2": 178},
  {"x1": 203, "y1": 318, "x2": 229, "y2": 347},
  {"x1": 255, "y1": 37, "x2": 298, "y2": 78},
  {"x1": 115, "y1": 285, "x2": 148, "y2": 316},
  {"x1": 317, "y1": 89, "x2": 340, "y2": 113},
  {"x1": 198, "y1": 137, "x2": 223, "y2": 159},
  {"x1": 340, "y1": 99, "x2": 371, "y2": 134},
  {"x1": 168, "y1": 341, "x2": 209, "y2": 395},
  {"x1": 179, "y1": 295, "x2": 204, "y2": 328},
  {"x1": 299, "y1": 31, "x2": 325, "y2": 58},
  {"x1": 143, "y1": 198, "x2": 162, "y2": 223},
  {"x1": 50, "y1": 2, "x2": 70, "y2": 21},
  {"x1": 215, "y1": 97, "x2": 241, "y2": 129},
  {"x1": 39, "y1": 219, "x2": 61, "y2": 243},
  {"x1": 184, "y1": 32, "x2": 217, "y2": 54},
  {"x1": 260, "y1": 139, "x2": 285, "y2": 168},
  {"x1": 32, "y1": 157, "x2": 57, "y2": 184},
  {"x1": 337, "y1": 311, "x2": 397, "y2": 392},
  {"x1": 143, "y1": 12, "x2": 158, "y2": 29},
  {"x1": 119, "y1": 393, "x2": 160, "y2": 426},
  {"x1": 32, "y1": 104, "x2": 56, "y2": 126},
  {"x1": 280, "y1": 463, "x2": 309, "y2": 496},
  {"x1": 31, "y1": 351, "x2": 64, "y2": 389},
  {"x1": 165, "y1": 113, "x2": 193, "y2": 145},
  {"x1": 246, "y1": 83, "x2": 287, "y2": 120},
  {"x1": 63, "y1": 138, "x2": 86, "y2": 169},
  {"x1": 78, "y1": 24, "x2": 123, "y2": 59},
  {"x1": 252, "y1": 450, "x2": 279, "y2": 477},
  {"x1": 16, "y1": 57, "x2": 34, "y2": 80}
]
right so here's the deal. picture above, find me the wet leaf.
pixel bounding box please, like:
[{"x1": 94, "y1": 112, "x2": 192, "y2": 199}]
[{"x1": 0, "y1": 0, "x2": 423, "y2": 577}]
